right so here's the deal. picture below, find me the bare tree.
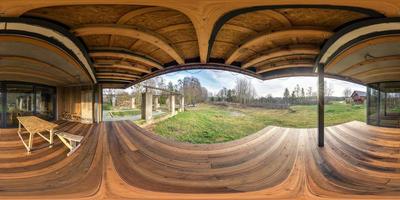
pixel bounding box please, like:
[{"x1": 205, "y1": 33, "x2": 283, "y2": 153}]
[
  {"x1": 235, "y1": 78, "x2": 256, "y2": 104},
  {"x1": 324, "y1": 81, "x2": 334, "y2": 97},
  {"x1": 343, "y1": 88, "x2": 352, "y2": 98},
  {"x1": 306, "y1": 87, "x2": 313, "y2": 97}
]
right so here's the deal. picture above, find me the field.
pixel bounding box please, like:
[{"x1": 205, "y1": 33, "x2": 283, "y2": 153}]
[{"x1": 149, "y1": 102, "x2": 365, "y2": 144}]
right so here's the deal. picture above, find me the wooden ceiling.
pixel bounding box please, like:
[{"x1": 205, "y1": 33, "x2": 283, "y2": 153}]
[{"x1": 1, "y1": 1, "x2": 400, "y2": 88}]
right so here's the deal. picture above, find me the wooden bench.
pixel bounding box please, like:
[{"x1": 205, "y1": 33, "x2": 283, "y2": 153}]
[{"x1": 56, "y1": 131, "x2": 84, "y2": 156}]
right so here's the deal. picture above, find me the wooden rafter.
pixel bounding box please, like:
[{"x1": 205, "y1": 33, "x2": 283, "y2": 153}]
[
  {"x1": 73, "y1": 24, "x2": 185, "y2": 64},
  {"x1": 225, "y1": 29, "x2": 333, "y2": 64}
]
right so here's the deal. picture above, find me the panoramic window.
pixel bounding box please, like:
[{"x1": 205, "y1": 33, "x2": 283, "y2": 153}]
[
  {"x1": 367, "y1": 82, "x2": 400, "y2": 128},
  {"x1": 0, "y1": 82, "x2": 56, "y2": 128},
  {"x1": 102, "y1": 70, "x2": 366, "y2": 144}
]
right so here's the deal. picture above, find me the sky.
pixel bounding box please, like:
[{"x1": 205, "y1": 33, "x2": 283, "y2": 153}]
[{"x1": 143, "y1": 69, "x2": 366, "y2": 98}]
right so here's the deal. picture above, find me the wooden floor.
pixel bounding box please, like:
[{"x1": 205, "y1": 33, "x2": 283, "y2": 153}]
[{"x1": 0, "y1": 120, "x2": 399, "y2": 199}]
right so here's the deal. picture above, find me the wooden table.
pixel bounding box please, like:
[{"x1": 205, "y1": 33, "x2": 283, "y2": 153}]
[{"x1": 17, "y1": 116, "x2": 58, "y2": 153}]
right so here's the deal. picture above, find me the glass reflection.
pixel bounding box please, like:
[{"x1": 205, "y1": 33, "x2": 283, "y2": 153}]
[{"x1": 367, "y1": 82, "x2": 400, "y2": 128}]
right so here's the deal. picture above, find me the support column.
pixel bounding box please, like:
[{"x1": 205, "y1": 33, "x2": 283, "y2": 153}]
[
  {"x1": 169, "y1": 95, "x2": 176, "y2": 115},
  {"x1": 141, "y1": 92, "x2": 153, "y2": 121},
  {"x1": 318, "y1": 64, "x2": 325, "y2": 147},
  {"x1": 179, "y1": 95, "x2": 185, "y2": 112},
  {"x1": 131, "y1": 97, "x2": 136, "y2": 109},
  {"x1": 153, "y1": 96, "x2": 160, "y2": 111}
]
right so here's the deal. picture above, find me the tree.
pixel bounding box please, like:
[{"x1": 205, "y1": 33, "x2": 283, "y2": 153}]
[
  {"x1": 290, "y1": 91, "x2": 296, "y2": 104},
  {"x1": 283, "y1": 88, "x2": 290, "y2": 104},
  {"x1": 343, "y1": 88, "x2": 352, "y2": 98},
  {"x1": 182, "y1": 76, "x2": 206, "y2": 105},
  {"x1": 294, "y1": 84, "x2": 301, "y2": 97},
  {"x1": 324, "y1": 80, "x2": 334, "y2": 97},
  {"x1": 234, "y1": 78, "x2": 256, "y2": 104},
  {"x1": 167, "y1": 81, "x2": 174, "y2": 91},
  {"x1": 306, "y1": 87, "x2": 313, "y2": 97}
]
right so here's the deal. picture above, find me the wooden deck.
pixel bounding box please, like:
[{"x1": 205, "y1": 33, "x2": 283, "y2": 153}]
[{"x1": 0, "y1": 120, "x2": 399, "y2": 199}]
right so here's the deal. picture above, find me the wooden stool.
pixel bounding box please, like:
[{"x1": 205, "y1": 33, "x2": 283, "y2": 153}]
[{"x1": 56, "y1": 132, "x2": 84, "y2": 156}]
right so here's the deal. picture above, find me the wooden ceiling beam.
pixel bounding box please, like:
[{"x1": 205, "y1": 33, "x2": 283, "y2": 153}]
[
  {"x1": 225, "y1": 29, "x2": 332, "y2": 65},
  {"x1": 242, "y1": 45, "x2": 320, "y2": 69},
  {"x1": 90, "y1": 51, "x2": 163, "y2": 70},
  {"x1": 73, "y1": 24, "x2": 185, "y2": 64}
]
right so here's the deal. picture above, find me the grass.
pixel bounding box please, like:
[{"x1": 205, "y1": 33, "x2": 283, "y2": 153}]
[
  {"x1": 149, "y1": 102, "x2": 365, "y2": 144},
  {"x1": 110, "y1": 109, "x2": 141, "y2": 117}
]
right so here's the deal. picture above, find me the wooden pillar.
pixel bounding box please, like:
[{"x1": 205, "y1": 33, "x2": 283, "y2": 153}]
[
  {"x1": 318, "y1": 63, "x2": 324, "y2": 147},
  {"x1": 141, "y1": 92, "x2": 153, "y2": 121}
]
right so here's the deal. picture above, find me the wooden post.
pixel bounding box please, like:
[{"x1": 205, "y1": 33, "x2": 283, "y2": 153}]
[{"x1": 318, "y1": 63, "x2": 324, "y2": 147}]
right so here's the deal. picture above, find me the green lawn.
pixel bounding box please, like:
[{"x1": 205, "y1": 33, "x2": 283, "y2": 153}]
[
  {"x1": 110, "y1": 109, "x2": 141, "y2": 117},
  {"x1": 149, "y1": 102, "x2": 365, "y2": 144}
]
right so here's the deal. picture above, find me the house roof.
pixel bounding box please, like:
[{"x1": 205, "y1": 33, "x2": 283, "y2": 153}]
[{"x1": 351, "y1": 90, "x2": 366, "y2": 97}]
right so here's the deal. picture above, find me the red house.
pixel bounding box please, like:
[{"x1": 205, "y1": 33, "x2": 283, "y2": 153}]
[{"x1": 351, "y1": 91, "x2": 366, "y2": 104}]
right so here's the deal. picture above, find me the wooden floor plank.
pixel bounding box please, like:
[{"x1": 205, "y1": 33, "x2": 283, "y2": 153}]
[{"x1": 0, "y1": 120, "x2": 399, "y2": 199}]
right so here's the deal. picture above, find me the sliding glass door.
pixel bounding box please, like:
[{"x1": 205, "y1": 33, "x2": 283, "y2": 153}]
[{"x1": 0, "y1": 82, "x2": 56, "y2": 128}]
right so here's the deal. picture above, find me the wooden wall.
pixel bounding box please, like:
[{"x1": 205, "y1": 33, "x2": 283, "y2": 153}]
[{"x1": 57, "y1": 85, "x2": 95, "y2": 124}]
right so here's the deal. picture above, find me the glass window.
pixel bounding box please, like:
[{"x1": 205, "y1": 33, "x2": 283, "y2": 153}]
[
  {"x1": 0, "y1": 82, "x2": 56, "y2": 128},
  {"x1": 367, "y1": 85, "x2": 379, "y2": 126},
  {"x1": 367, "y1": 82, "x2": 400, "y2": 128},
  {"x1": 6, "y1": 84, "x2": 34, "y2": 127},
  {"x1": 35, "y1": 86, "x2": 55, "y2": 120}
]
